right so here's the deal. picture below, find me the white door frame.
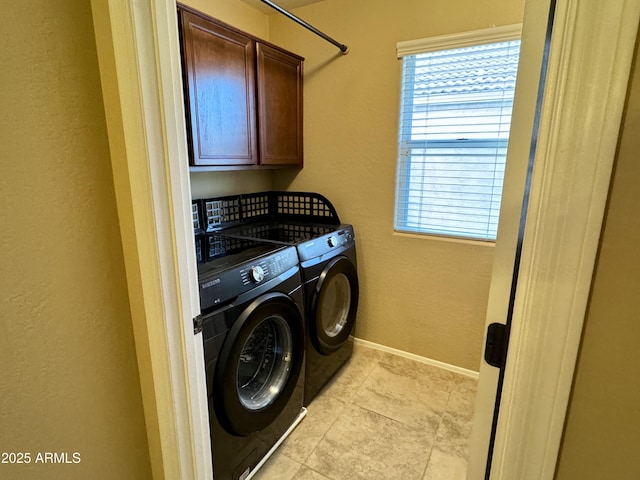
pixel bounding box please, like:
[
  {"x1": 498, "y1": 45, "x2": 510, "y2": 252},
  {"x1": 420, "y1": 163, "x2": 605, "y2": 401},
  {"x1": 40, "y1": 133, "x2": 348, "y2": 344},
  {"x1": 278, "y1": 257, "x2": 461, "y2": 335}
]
[
  {"x1": 90, "y1": 0, "x2": 640, "y2": 479},
  {"x1": 91, "y1": 1, "x2": 211, "y2": 478}
]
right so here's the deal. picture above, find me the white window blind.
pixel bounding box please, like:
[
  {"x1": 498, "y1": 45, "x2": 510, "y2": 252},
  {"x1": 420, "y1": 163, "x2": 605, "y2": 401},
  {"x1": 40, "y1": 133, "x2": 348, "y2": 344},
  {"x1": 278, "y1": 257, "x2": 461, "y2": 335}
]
[{"x1": 394, "y1": 28, "x2": 521, "y2": 241}]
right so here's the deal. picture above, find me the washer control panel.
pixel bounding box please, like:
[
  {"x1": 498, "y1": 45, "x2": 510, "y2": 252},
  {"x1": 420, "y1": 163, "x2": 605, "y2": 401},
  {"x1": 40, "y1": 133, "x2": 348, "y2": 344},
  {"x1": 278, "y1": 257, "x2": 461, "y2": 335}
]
[
  {"x1": 239, "y1": 248, "x2": 297, "y2": 286},
  {"x1": 199, "y1": 246, "x2": 298, "y2": 310}
]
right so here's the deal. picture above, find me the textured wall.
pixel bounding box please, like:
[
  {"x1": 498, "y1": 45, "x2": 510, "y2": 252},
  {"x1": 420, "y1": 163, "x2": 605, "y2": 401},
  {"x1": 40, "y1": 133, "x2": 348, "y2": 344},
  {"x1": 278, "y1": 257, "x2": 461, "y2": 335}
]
[
  {"x1": 268, "y1": 0, "x2": 525, "y2": 370},
  {"x1": 555, "y1": 36, "x2": 640, "y2": 480},
  {"x1": 0, "y1": 1, "x2": 151, "y2": 478}
]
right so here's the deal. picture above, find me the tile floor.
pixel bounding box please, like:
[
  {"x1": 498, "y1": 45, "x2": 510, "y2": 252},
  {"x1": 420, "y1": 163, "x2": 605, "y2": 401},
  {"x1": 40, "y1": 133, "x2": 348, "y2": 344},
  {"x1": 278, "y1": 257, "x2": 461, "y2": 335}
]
[{"x1": 253, "y1": 342, "x2": 478, "y2": 480}]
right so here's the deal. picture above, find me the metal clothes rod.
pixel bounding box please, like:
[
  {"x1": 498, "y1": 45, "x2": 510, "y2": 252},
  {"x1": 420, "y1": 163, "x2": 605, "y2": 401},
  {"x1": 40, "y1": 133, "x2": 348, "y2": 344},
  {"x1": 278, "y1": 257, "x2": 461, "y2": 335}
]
[{"x1": 259, "y1": 0, "x2": 349, "y2": 54}]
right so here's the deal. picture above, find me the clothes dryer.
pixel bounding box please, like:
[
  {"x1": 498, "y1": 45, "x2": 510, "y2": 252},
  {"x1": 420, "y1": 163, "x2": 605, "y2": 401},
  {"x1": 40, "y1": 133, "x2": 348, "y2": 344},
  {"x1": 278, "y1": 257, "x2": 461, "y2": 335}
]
[
  {"x1": 293, "y1": 223, "x2": 359, "y2": 405},
  {"x1": 197, "y1": 234, "x2": 306, "y2": 480}
]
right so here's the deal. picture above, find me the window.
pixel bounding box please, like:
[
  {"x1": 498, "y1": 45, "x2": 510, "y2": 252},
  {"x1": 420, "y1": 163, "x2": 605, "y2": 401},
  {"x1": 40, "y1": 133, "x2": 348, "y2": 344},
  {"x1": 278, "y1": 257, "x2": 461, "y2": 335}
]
[{"x1": 394, "y1": 26, "x2": 521, "y2": 241}]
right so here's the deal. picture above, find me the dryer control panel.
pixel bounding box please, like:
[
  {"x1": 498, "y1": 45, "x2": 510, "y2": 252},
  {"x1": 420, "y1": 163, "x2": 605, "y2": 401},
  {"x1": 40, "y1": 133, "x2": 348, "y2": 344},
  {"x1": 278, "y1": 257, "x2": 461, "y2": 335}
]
[{"x1": 297, "y1": 225, "x2": 355, "y2": 262}]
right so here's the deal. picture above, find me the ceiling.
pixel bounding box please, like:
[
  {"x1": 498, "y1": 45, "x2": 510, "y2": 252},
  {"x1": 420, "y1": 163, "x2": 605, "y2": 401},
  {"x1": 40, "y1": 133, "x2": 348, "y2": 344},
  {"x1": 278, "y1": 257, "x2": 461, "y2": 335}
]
[{"x1": 239, "y1": 0, "x2": 325, "y2": 15}]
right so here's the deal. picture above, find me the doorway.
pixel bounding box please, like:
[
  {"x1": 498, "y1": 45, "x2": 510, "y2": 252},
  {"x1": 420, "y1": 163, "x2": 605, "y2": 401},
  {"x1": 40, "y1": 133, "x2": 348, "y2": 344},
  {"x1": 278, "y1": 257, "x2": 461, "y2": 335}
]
[{"x1": 468, "y1": 0, "x2": 640, "y2": 478}]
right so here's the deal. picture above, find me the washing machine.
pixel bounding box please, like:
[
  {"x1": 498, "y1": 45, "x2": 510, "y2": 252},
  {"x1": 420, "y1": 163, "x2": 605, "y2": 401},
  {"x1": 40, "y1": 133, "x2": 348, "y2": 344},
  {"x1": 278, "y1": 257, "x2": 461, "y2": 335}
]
[
  {"x1": 221, "y1": 220, "x2": 360, "y2": 406},
  {"x1": 197, "y1": 234, "x2": 306, "y2": 480}
]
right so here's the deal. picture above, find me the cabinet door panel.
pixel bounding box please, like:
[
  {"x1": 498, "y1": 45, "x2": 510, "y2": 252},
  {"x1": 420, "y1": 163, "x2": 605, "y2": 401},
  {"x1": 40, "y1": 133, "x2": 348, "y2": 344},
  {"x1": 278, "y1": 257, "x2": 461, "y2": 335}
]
[
  {"x1": 181, "y1": 11, "x2": 257, "y2": 166},
  {"x1": 256, "y1": 43, "x2": 303, "y2": 166}
]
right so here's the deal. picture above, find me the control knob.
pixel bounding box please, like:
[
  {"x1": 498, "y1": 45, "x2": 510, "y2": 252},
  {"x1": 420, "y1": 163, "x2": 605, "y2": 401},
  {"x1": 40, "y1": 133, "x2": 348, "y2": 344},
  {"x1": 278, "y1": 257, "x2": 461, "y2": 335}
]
[
  {"x1": 327, "y1": 235, "x2": 339, "y2": 248},
  {"x1": 250, "y1": 265, "x2": 265, "y2": 283}
]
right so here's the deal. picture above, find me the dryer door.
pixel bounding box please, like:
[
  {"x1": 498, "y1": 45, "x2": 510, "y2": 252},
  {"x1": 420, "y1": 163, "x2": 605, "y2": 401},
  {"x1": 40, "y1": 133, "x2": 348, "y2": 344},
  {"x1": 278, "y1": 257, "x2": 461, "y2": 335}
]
[
  {"x1": 310, "y1": 255, "x2": 359, "y2": 354},
  {"x1": 214, "y1": 292, "x2": 304, "y2": 436}
]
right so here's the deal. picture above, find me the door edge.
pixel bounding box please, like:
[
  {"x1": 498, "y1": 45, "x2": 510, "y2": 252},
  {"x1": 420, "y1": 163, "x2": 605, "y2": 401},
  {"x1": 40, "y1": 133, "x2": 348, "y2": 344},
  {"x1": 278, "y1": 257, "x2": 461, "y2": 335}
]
[{"x1": 469, "y1": 0, "x2": 640, "y2": 479}]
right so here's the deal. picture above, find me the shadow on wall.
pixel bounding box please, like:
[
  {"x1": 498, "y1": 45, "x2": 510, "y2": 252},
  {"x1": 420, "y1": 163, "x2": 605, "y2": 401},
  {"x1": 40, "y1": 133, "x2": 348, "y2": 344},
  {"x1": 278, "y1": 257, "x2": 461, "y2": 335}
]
[{"x1": 304, "y1": 51, "x2": 347, "y2": 79}]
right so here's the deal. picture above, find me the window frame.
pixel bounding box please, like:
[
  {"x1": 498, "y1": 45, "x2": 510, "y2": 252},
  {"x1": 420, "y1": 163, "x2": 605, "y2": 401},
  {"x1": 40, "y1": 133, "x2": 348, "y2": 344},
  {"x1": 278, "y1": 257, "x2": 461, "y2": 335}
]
[{"x1": 394, "y1": 24, "x2": 522, "y2": 242}]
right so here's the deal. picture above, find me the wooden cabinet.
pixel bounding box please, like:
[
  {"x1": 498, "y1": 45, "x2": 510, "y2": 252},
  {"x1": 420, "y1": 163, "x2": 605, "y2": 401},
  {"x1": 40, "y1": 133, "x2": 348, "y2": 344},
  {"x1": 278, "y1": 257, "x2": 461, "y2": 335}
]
[
  {"x1": 178, "y1": 5, "x2": 303, "y2": 170},
  {"x1": 257, "y1": 43, "x2": 303, "y2": 166}
]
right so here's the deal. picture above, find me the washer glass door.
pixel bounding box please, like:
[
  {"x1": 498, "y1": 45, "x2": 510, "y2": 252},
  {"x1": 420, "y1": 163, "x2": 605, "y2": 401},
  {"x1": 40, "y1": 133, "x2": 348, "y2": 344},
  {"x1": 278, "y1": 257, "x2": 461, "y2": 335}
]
[
  {"x1": 237, "y1": 314, "x2": 293, "y2": 410},
  {"x1": 213, "y1": 294, "x2": 304, "y2": 436}
]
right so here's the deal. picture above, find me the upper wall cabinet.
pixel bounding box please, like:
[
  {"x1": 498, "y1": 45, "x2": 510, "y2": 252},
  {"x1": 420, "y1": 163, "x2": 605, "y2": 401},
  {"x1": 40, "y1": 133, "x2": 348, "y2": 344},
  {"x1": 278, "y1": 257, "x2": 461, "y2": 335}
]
[
  {"x1": 178, "y1": 5, "x2": 304, "y2": 170},
  {"x1": 257, "y1": 44, "x2": 303, "y2": 167}
]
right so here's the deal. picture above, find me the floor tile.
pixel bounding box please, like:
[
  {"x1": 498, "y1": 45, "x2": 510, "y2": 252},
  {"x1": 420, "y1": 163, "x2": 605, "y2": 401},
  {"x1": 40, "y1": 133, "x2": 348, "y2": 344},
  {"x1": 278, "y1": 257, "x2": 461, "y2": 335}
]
[
  {"x1": 351, "y1": 354, "x2": 451, "y2": 436},
  {"x1": 434, "y1": 374, "x2": 477, "y2": 460},
  {"x1": 432, "y1": 411, "x2": 474, "y2": 460},
  {"x1": 259, "y1": 344, "x2": 476, "y2": 479},
  {"x1": 292, "y1": 465, "x2": 333, "y2": 480},
  {"x1": 278, "y1": 392, "x2": 347, "y2": 463},
  {"x1": 377, "y1": 353, "x2": 458, "y2": 388},
  {"x1": 305, "y1": 404, "x2": 432, "y2": 480},
  {"x1": 423, "y1": 448, "x2": 468, "y2": 480},
  {"x1": 447, "y1": 374, "x2": 478, "y2": 418},
  {"x1": 317, "y1": 343, "x2": 383, "y2": 403},
  {"x1": 251, "y1": 452, "x2": 301, "y2": 480}
]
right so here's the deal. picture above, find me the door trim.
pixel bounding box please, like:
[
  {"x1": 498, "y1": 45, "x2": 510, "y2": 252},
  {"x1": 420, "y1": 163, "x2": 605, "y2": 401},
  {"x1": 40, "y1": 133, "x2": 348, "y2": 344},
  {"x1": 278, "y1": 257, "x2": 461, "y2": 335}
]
[{"x1": 91, "y1": 1, "x2": 210, "y2": 479}]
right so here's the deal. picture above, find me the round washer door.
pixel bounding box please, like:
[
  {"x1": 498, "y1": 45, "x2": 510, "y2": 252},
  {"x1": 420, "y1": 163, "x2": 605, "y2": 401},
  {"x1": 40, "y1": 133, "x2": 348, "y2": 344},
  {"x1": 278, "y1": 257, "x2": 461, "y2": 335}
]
[
  {"x1": 310, "y1": 255, "x2": 359, "y2": 355},
  {"x1": 214, "y1": 293, "x2": 304, "y2": 436}
]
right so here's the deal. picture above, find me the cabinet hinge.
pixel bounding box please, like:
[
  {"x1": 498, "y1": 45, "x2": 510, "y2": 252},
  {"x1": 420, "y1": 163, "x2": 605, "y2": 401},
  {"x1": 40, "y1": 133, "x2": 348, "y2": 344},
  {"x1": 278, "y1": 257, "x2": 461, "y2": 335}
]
[
  {"x1": 193, "y1": 315, "x2": 203, "y2": 335},
  {"x1": 484, "y1": 323, "x2": 510, "y2": 368}
]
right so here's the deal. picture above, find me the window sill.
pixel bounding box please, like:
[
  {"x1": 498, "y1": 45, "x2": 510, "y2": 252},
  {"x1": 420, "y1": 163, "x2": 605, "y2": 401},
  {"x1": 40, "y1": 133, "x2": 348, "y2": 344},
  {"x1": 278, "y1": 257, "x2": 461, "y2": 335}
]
[{"x1": 392, "y1": 230, "x2": 496, "y2": 247}]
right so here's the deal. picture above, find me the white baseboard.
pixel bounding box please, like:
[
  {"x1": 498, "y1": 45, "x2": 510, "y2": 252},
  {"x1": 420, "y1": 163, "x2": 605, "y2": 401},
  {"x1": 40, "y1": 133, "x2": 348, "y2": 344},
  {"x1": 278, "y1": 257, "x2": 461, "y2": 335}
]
[{"x1": 353, "y1": 338, "x2": 480, "y2": 379}]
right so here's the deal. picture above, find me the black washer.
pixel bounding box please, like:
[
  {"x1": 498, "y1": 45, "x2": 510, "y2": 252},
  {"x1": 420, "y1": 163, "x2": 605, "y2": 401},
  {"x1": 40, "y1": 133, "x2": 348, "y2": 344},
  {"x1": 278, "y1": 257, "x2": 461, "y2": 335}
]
[
  {"x1": 214, "y1": 293, "x2": 304, "y2": 435},
  {"x1": 198, "y1": 237, "x2": 304, "y2": 480}
]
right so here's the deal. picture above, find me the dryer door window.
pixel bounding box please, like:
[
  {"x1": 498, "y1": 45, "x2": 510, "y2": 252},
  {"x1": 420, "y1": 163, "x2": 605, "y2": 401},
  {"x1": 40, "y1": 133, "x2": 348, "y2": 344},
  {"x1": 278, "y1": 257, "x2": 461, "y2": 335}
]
[
  {"x1": 311, "y1": 256, "x2": 359, "y2": 354},
  {"x1": 214, "y1": 293, "x2": 304, "y2": 436},
  {"x1": 318, "y1": 273, "x2": 351, "y2": 338}
]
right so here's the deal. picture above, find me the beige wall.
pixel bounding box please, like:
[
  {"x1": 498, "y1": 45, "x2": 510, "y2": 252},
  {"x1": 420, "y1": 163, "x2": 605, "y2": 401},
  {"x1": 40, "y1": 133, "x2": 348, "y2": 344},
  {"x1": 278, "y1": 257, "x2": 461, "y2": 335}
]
[
  {"x1": 268, "y1": 0, "x2": 525, "y2": 370},
  {"x1": 555, "y1": 38, "x2": 640, "y2": 479},
  {"x1": 0, "y1": 1, "x2": 151, "y2": 479}
]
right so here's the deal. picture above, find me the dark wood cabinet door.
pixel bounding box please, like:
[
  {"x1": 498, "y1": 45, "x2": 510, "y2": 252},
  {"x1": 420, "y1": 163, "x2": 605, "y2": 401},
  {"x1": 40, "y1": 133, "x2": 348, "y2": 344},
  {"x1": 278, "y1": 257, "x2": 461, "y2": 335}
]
[
  {"x1": 180, "y1": 11, "x2": 258, "y2": 166},
  {"x1": 256, "y1": 43, "x2": 303, "y2": 167}
]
